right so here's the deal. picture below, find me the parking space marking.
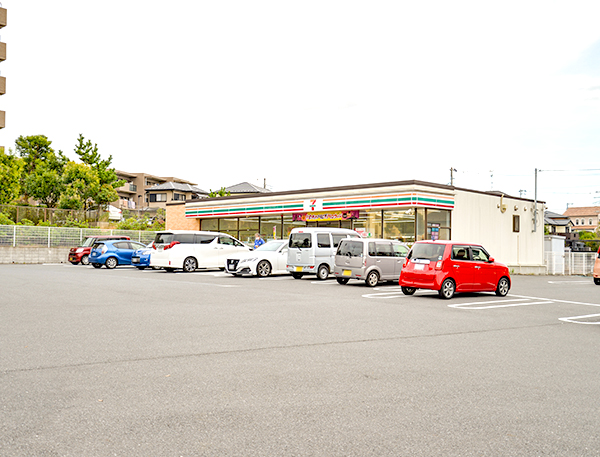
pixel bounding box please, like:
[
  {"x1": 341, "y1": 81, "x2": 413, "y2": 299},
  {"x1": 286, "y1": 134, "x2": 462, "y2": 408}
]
[
  {"x1": 547, "y1": 280, "x2": 590, "y2": 284},
  {"x1": 448, "y1": 298, "x2": 553, "y2": 310},
  {"x1": 558, "y1": 313, "x2": 600, "y2": 325},
  {"x1": 310, "y1": 281, "x2": 338, "y2": 285}
]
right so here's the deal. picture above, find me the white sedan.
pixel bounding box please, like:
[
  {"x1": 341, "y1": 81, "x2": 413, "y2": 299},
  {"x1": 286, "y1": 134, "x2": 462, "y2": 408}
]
[{"x1": 225, "y1": 240, "x2": 289, "y2": 277}]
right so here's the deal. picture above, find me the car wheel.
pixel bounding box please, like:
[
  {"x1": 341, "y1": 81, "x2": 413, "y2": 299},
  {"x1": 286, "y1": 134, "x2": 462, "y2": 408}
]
[
  {"x1": 439, "y1": 278, "x2": 455, "y2": 299},
  {"x1": 594, "y1": 278, "x2": 600, "y2": 286},
  {"x1": 401, "y1": 286, "x2": 416, "y2": 295},
  {"x1": 105, "y1": 257, "x2": 118, "y2": 269},
  {"x1": 136, "y1": 266, "x2": 147, "y2": 270},
  {"x1": 92, "y1": 263, "x2": 102, "y2": 269},
  {"x1": 81, "y1": 254, "x2": 90, "y2": 266},
  {"x1": 336, "y1": 277, "x2": 349, "y2": 285},
  {"x1": 317, "y1": 264, "x2": 329, "y2": 280},
  {"x1": 256, "y1": 260, "x2": 272, "y2": 277},
  {"x1": 365, "y1": 271, "x2": 379, "y2": 287},
  {"x1": 291, "y1": 272, "x2": 303, "y2": 279},
  {"x1": 183, "y1": 256, "x2": 198, "y2": 273},
  {"x1": 495, "y1": 276, "x2": 510, "y2": 296}
]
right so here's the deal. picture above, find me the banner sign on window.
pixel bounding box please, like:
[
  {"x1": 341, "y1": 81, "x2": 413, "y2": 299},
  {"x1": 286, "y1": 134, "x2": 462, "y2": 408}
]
[{"x1": 293, "y1": 210, "x2": 359, "y2": 222}]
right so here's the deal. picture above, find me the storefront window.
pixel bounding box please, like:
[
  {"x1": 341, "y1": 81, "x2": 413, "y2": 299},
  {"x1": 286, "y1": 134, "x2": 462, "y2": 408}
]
[
  {"x1": 259, "y1": 216, "x2": 283, "y2": 240},
  {"x1": 383, "y1": 210, "x2": 415, "y2": 243},
  {"x1": 283, "y1": 214, "x2": 306, "y2": 238},
  {"x1": 416, "y1": 208, "x2": 427, "y2": 241},
  {"x1": 219, "y1": 217, "x2": 238, "y2": 237},
  {"x1": 426, "y1": 209, "x2": 451, "y2": 240},
  {"x1": 353, "y1": 210, "x2": 382, "y2": 238},
  {"x1": 201, "y1": 218, "x2": 218, "y2": 232}
]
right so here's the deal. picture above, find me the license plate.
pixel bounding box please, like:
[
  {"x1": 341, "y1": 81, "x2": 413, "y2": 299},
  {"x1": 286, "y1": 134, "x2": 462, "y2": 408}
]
[
  {"x1": 295, "y1": 266, "x2": 303, "y2": 272},
  {"x1": 414, "y1": 264, "x2": 425, "y2": 270},
  {"x1": 132, "y1": 258, "x2": 139, "y2": 263},
  {"x1": 343, "y1": 270, "x2": 352, "y2": 276}
]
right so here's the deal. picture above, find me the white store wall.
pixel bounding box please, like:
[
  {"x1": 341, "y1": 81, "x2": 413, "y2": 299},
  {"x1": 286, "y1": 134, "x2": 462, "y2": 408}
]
[{"x1": 452, "y1": 190, "x2": 545, "y2": 273}]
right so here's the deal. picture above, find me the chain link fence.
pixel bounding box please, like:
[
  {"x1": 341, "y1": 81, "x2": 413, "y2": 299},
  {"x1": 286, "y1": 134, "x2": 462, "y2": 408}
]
[
  {"x1": 0, "y1": 225, "x2": 158, "y2": 248},
  {"x1": 0, "y1": 204, "x2": 159, "y2": 226}
]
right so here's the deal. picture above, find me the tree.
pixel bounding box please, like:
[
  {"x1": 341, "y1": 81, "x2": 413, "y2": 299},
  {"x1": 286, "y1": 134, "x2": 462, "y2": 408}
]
[
  {"x1": 15, "y1": 135, "x2": 68, "y2": 205},
  {"x1": 73, "y1": 134, "x2": 124, "y2": 209},
  {"x1": 0, "y1": 148, "x2": 23, "y2": 205},
  {"x1": 208, "y1": 187, "x2": 231, "y2": 198},
  {"x1": 59, "y1": 162, "x2": 100, "y2": 210}
]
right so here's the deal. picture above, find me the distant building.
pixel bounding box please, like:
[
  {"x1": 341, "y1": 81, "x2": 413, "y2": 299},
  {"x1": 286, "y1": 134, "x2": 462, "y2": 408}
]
[
  {"x1": 224, "y1": 182, "x2": 271, "y2": 195},
  {"x1": 114, "y1": 171, "x2": 198, "y2": 210},
  {"x1": 544, "y1": 211, "x2": 573, "y2": 235},
  {"x1": 563, "y1": 206, "x2": 600, "y2": 233},
  {"x1": 145, "y1": 182, "x2": 208, "y2": 209}
]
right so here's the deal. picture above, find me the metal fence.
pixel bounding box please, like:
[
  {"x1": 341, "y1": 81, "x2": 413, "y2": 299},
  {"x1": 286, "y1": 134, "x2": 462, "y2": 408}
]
[
  {"x1": 0, "y1": 204, "x2": 159, "y2": 226},
  {"x1": 544, "y1": 251, "x2": 597, "y2": 275},
  {"x1": 0, "y1": 225, "x2": 158, "y2": 248}
]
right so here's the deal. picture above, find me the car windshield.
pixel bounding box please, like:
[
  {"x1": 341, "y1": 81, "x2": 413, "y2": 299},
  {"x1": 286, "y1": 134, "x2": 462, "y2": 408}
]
[
  {"x1": 408, "y1": 243, "x2": 446, "y2": 261},
  {"x1": 289, "y1": 233, "x2": 311, "y2": 249},
  {"x1": 154, "y1": 233, "x2": 174, "y2": 244},
  {"x1": 337, "y1": 240, "x2": 363, "y2": 257},
  {"x1": 255, "y1": 241, "x2": 286, "y2": 252},
  {"x1": 82, "y1": 238, "x2": 96, "y2": 247}
]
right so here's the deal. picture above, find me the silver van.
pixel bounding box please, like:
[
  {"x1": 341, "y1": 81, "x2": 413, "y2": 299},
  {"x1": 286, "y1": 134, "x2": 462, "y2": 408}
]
[
  {"x1": 287, "y1": 227, "x2": 360, "y2": 280},
  {"x1": 333, "y1": 238, "x2": 409, "y2": 286}
]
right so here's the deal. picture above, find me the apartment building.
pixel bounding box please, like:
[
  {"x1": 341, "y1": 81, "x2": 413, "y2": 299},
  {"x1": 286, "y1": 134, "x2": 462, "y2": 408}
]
[
  {"x1": 114, "y1": 171, "x2": 199, "y2": 210},
  {"x1": 563, "y1": 206, "x2": 600, "y2": 233}
]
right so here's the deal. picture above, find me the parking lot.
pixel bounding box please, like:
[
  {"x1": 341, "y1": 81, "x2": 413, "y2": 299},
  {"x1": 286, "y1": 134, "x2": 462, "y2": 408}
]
[{"x1": 2, "y1": 264, "x2": 600, "y2": 456}]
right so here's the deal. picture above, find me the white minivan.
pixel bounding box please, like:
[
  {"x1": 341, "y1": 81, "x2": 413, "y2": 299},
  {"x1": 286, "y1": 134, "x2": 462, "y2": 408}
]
[
  {"x1": 150, "y1": 230, "x2": 250, "y2": 272},
  {"x1": 286, "y1": 227, "x2": 360, "y2": 280}
]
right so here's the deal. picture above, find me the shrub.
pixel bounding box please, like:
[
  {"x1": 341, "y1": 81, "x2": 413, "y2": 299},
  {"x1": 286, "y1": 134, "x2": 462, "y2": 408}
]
[
  {"x1": 17, "y1": 218, "x2": 36, "y2": 226},
  {"x1": 0, "y1": 212, "x2": 15, "y2": 225}
]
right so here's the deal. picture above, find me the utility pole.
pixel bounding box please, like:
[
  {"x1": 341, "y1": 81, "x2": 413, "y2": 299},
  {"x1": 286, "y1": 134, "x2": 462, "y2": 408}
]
[{"x1": 450, "y1": 168, "x2": 456, "y2": 186}]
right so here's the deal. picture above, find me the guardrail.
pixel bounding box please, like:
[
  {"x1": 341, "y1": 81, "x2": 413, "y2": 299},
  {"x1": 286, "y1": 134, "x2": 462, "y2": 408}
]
[{"x1": 0, "y1": 225, "x2": 158, "y2": 248}]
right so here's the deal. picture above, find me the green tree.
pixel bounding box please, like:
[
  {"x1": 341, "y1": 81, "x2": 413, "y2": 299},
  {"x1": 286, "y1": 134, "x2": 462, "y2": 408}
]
[
  {"x1": 0, "y1": 147, "x2": 24, "y2": 205},
  {"x1": 59, "y1": 162, "x2": 100, "y2": 210},
  {"x1": 73, "y1": 134, "x2": 124, "y2": 209},
  {"x1": 208, "y1": 187, "x2": 231, "y2": 198},
  {"x1": 15, "y1": 135, "x2": 68, "y2": 205}
]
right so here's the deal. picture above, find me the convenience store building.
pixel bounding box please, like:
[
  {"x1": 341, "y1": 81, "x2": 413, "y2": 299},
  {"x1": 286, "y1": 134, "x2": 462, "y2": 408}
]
[{"x1": 167, "y1": 180, "x2": 545, "y2": 273}]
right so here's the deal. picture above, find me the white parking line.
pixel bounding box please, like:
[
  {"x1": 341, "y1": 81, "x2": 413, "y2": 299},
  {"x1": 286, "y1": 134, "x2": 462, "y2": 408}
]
[
  {"x1": 547, "y1": 280, "x2": 591, "y2": 284},
  {"x1": 449, "y1": 299, "x2": 554, "y2": 310},
  {"x1": 310, "y1": 281, "x2": 338, "y2": 285},
  {"x1": 558, "y1": 313, "x2": 600, "y2": 325}
]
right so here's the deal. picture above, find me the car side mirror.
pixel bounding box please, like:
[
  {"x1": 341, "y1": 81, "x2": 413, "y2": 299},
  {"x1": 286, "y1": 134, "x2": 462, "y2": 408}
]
[{"x1": 488, "y1": 257, "x2": 495, "y2": 263}]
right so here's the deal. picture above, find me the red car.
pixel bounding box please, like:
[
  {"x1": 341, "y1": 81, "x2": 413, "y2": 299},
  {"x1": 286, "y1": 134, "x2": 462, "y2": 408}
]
[
  {"x1": 399, "y1": 240, "x2": 511, "y2": 299},
  {"x1": 68, "y1": 235, "x2": 131, "y2": 265}
]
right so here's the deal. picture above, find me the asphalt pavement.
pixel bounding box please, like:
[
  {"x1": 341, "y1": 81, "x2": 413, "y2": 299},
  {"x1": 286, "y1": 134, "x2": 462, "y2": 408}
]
[{"x1": 1, "y1": 264, "x2": 600, "y2": 456}]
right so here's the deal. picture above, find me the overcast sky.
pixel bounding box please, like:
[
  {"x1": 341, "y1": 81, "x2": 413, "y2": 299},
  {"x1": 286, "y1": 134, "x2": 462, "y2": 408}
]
[{"x1": 1, "y1": 1, "x2": 600, "y2": 212}]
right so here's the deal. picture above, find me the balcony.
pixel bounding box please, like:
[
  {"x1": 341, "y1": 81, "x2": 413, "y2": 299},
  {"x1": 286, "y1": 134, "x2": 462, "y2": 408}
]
[
  {"x1": 0, "y1": 8, "x2": 6, "y2": 29},
  {"x1": 0, "y1": 76, "x2": 5, "y2": 95},
  {"x1": 0, "y1": 110, "x2": 5, "y2": 129},
  {"x1": 0, "y1": 42, "x2": 5, "y2": 62}
]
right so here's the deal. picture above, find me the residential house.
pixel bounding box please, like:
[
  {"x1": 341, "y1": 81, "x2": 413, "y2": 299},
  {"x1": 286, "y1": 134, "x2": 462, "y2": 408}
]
[
  {"x1": 563, "y1": 206, "x2": 600, "y2": 233},
  {"x1": 224, "y1": 182, "x2": 271, "y2": 195},
  {"x1": 544, "y1": 211, "x2": 573, "y2": 235},
  {"x1": 114, "y1": 171, "x2": 198, "y2": 210},
  {"x1": 146, "y1": 182, "x2": 208, "y2": 209}
]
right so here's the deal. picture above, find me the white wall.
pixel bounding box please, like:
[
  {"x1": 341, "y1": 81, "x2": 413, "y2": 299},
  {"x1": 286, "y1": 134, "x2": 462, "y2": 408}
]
[{"x1": 452, "y1": 190, "x2": 544, "y2": 272}]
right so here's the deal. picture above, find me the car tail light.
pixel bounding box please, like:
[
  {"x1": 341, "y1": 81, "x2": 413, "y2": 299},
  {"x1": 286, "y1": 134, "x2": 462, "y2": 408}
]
[
  {"x1": 101, "y1": 245, "x2": 108, "y2": 254},
  {"x1": 163, "y1": 241, "x2": 180, "y2": 250},
  {"x1": 363, "y1": 258, "x2": 367, "y2": 268},
  {"x1": 435, "y1": 261, "x2": 443, "y2": 270},
  {"x1": 151, "y1": 242, "x2": 156, "y2": 250}
]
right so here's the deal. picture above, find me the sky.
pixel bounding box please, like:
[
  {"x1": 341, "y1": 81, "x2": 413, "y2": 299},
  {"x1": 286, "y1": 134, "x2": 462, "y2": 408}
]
[{"x1": 1, "y1": 1, "x2": 600, "y2": 213}]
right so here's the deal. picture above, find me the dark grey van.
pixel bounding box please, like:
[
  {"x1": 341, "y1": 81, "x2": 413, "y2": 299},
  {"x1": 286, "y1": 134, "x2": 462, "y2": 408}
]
[{"x1": 333, "y1": 238, "x2": 409, "y2": 286}]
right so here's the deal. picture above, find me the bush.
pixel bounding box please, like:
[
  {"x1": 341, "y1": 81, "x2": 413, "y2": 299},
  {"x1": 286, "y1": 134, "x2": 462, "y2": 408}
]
[
  {"x1": 0, "y1": 212, "x2": 15, "y2": 225},
  {"x1": 17, "y1": 218, "x2": 36, "y2": 226}
]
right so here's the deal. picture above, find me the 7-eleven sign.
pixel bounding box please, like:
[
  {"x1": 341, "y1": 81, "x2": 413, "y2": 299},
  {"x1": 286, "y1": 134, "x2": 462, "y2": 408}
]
[{"x1": 303, "y1": 198, "x2": 323, "y2": 212}]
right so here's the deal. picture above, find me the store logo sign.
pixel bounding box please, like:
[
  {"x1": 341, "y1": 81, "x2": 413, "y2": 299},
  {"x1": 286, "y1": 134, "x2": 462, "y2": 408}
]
[{"x1": 303, "y1": 198, "x2": 323, "y2": 212}]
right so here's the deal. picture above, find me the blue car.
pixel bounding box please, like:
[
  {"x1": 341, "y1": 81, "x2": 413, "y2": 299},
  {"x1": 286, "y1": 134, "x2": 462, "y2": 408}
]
[
  {"x1": 131, "y1": 243, "x2": 154, "y2": 270},
  {"x1": 90, "y1": 240, "x2": 147, "y2": 269}
]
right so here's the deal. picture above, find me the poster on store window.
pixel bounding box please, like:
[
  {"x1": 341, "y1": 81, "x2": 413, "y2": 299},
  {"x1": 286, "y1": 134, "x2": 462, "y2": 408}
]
[{"x1": 429, "y1": 223, "x2": 440, "y2": 241}]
